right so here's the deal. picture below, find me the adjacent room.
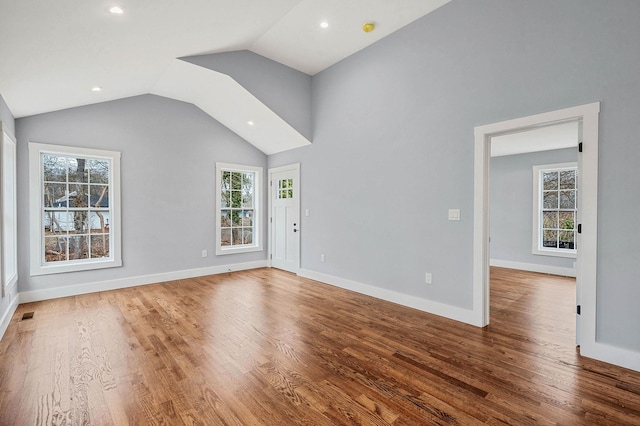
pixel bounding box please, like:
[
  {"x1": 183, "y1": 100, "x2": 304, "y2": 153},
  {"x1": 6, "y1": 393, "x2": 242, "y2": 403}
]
[{"x1": 1, "y1": 0, "x2": 640, "y2": 424}]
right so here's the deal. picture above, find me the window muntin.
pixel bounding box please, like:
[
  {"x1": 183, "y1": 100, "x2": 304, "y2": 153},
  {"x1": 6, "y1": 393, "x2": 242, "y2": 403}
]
[
  {"x1": 216, "y1": 163, "x2": 262, "y2": 255},
  {"x1": 43, "y1": 155, "x2": 111, "y2": 261},
  {"x1": 277, "y1": 178, "x2": 293, "y2": 199},
  {"x1": 29, "y1": 143, "x2": 121, "y2": 275},
  {"x1": 533, "y1": 163, "x2": 577, "y2": 258}
]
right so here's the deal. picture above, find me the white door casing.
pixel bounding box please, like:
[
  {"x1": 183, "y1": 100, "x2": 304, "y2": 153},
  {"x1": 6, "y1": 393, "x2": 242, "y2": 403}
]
[
  {"x1": 269, "y1": 164, "x2": 300, "y2": 273},
  {"x1": 472, "y1": 103, "x2": 640, "y2": 370},
  {"x1": 575, "y1": 121, "x2": 584, "y2": 346}
]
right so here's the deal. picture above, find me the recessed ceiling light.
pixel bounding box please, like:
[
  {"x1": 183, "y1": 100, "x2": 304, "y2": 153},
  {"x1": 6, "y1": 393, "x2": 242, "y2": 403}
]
[
  {"x1": 92, "y1": 86, "x2": 102, "y2": 92},
  {"x1": 320, "y1": 21, "x2": 329, "y2": 29},
  {"x1": 109, "y1": 6, "x2": 124, "y2": 15},
  {"x1": 247, "y1": 121, "x2": 255, "y2": 126}
]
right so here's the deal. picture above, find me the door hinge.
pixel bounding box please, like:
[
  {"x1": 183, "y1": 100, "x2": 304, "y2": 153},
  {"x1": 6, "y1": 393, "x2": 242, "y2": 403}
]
[
  {"x1": 270, "y1": 217, "x2": 272, "y2": 223},
  {"x1": 270, "y1": 254, "x2": 272, "y2": 260},
  {"x1": 578, "y1": 142, "x2": 583, "y2": 152},
  {"x1": 577, "y1": 305, "x2": 581, "y2": 315},
  {"x1": 577, "y1": 224, "x2": 582, "y2": 234}
]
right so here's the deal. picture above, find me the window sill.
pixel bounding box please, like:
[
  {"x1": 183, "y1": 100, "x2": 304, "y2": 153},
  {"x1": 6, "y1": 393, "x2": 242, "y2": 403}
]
[
  {"x1": 532, "y1": 248, "x2": 576, "y2": 259},
  {"x1": 30, "y1": 258, "x2": 122, "y2": 276},
  {"x1": 216, "y1": 245, "x2": 262, "y2": 256}
]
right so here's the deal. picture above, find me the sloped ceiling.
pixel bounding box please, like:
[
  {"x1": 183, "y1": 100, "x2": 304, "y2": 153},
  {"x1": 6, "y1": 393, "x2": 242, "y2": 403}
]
[
  {"x1": 151, "y1": 59, "x2": 311, "y2": 155},
  {"x1": 0, "y1": 0, "x2": 452, "y2": 154}
]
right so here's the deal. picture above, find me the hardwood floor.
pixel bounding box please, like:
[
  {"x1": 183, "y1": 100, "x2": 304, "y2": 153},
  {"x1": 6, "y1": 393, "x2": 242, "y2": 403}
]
[{"x1": 1, "y1": 267, "x2": 639, "y2": 425}]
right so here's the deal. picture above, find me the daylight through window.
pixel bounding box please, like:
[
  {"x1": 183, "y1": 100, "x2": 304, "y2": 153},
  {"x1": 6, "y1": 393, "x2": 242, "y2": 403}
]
[
  {"x1": 532, "y1": 163, "x2": 577, "y2": 257},
  {"x1": 29, "y1": 143, "x2": 122, "y2": 275},
  {"x1": 216, "y1": 163, "x2": 262, "y2": 255}
]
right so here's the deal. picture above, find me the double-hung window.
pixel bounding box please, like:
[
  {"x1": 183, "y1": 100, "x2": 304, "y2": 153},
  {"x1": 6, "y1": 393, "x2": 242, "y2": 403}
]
[
  {"x1": 532, "y1": 162, "x2": 577, "y2": 258},
  {"x1": 29, "y1": 143, "x2": 122, "y2": 275},
  {"x1": 215, "y1": 163, "x2": 262, "y2": 255}
]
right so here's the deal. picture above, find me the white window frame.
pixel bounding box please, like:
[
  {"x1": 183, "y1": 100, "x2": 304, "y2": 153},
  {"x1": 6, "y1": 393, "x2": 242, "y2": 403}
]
[
  {"x1": 1, "y1": 123, "x2": 18, "y2": 297},
  {"x1": 29, "y1": 142, "x2": 122, "y2": 275},
  {"x1": 532, "y1": 162, "x2": 577, "y2": 258},
  {"x1": 215, "y1": 162, "x2": 263, "y2": 255}
]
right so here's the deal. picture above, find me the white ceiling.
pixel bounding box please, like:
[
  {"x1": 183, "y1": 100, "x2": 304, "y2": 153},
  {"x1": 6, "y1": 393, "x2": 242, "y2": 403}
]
[
  {"x1": 490, "y1": 121, "x2": 579, "y2": 157},
  {"x1": 0, "y1": 0, "x2": 452, "y2": 119},
  {"x1": 151, "y1": 60, "x2": 311, "y2": 155}
]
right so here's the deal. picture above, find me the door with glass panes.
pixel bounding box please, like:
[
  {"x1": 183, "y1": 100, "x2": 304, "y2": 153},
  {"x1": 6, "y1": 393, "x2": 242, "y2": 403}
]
[{"x1": 270, "y1": 164, "x2": 300, "y2": 273}]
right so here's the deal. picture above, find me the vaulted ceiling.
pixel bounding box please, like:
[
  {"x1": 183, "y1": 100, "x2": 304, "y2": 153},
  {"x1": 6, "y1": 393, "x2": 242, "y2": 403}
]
[{"x1": 0, "y1": 0, "x2": 452, "y2": 153}]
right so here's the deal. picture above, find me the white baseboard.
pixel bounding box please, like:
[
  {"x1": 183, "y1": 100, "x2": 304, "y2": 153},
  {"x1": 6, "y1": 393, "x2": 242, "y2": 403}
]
[
  {"x1": 19, "y1": 260, "x2": 269, "y2": 304},
  {"x1": 11, "y1": 262, "x2": 639, "y2": 373},
  {"x1": 582, "y1": 341, "x2": 640, "y2": 373},
  {"x1": 490, "y1": 259, "x2": 576, "y2": 277},
  {"x1": 0, "y1": 292, "x2": 20, "y2": 341},
  {"x1": 298, "y1": 269, "x2": 477, "y2": 326}
]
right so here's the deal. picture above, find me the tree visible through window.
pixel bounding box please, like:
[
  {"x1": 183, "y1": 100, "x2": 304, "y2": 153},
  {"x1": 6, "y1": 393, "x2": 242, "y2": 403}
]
[
  {"x1": 220, "y1": 170, "x2": 254, "y2": 246},
  {"x1": 216, "y1": 163, "x2": 262, "y2": 255},
  {"x1": 533, "y1": 163, "x2": 577, "y2": 257},
  {"x1": 43, "y1": 155, "x2": 111, "y2": 261},
  {"x1": 29, "y1": 143, "x2": 122, "y2": 275}
]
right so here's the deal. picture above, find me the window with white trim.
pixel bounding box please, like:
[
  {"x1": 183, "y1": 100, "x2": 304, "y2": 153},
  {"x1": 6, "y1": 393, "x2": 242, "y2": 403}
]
[
  {"x1": 532, "y1": 162, "x2": 577, "y2": 258},
  {"x1": 29, "y1": 143, "x2": 122, "y2": 275},
  {"x1": 215, "y1": 163, "x2": 262, "y2": 255}
]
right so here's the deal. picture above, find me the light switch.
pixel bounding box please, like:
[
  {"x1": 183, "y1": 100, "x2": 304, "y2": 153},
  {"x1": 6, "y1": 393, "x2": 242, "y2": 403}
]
[{"x1": 448, "y1": 209, "x2": 460, "y2": 221}]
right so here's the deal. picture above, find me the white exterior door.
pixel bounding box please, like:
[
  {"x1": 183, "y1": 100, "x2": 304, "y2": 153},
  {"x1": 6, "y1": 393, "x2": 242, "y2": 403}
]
[{"x1": 269, "y1": 164, "x2": 300, "y2": 273}]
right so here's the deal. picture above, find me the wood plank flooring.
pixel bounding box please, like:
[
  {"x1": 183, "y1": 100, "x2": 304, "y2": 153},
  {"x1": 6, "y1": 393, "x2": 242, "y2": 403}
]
[{"x1": 1, "y1": 267, "x2": 639, "y2": 425}]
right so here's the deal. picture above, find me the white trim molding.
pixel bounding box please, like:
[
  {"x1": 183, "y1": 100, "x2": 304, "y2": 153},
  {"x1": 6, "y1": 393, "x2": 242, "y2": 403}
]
[
  {"x1": 19, "y1": 260, "x2": 268, "y2": 304},
  {"x1": 215, "y1": 162, "x2": 264, "y2": 256},
  {"x1": 298, "y1": 269, "x2": 478, "y2": 326},
  {"x1": 490, "y1": 259, "x2": 576, "y2": 278},
  {"x1": 474, "y1": 103, "x2": 640, "y2": 373},
  {"x1": 0, "y1": 291, "x2": 19, "y2": 341},
  {"x1": 531, "y1": 162, "x2": 578, "y2": 259},
  {"x1": 1, "y1": 123, "x2": 18, "y2": 298},
  {"x1": 28, "y1": 142, "x2": 123, "y2": 276}
]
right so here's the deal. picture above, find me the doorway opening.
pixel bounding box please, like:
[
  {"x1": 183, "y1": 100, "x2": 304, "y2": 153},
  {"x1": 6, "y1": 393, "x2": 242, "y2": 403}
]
[
  {"x1": 489, "y1": 121, "x2": 579, "y2": 346},
  {"x1": 473, "y1": 102, "x2": 599, "y2": 353}
]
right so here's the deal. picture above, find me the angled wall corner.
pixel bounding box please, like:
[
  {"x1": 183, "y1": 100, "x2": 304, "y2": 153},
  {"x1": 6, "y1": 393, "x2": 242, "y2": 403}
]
[
  {"x1": 151, "y1": 58, "x2": 311, "y2": 155},
  {"x1": 181, "y1": 50, "x2": 312, "y2": 141}
]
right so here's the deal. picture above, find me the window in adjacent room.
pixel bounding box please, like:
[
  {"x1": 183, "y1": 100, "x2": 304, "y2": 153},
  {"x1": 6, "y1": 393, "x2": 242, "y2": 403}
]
[
  {"x1": 29, "y1": 143, "x2": 122, "y2": 275},
  {"x1": 215, "y1": 163, "x2": 262, "y2": 255},
  {"x1": 532, "y1": 162, "x2": 578, "y2": 258}
]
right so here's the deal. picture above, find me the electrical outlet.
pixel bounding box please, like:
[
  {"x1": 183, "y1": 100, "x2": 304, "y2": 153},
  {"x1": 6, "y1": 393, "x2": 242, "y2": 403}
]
[
  {"x1": 201, "y1": 249, "x2": 208, "y2": 258},
  {"x1": 425, "y1": 273, "x2": 432, "y2": 284},
  {"x1": 320, "y1": 254, "x2": 326, "y2": 263}
]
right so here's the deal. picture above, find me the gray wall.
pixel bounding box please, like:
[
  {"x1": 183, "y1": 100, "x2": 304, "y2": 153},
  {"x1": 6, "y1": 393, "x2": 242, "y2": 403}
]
[
  {"x1": 490, "y1": 148, "x2": 577, "y2": 270},
  {"x1": 270, "y1": 0, "x2": 640, "y2": 351},
  {"x1": 0, "y1": 94, "x2": 16, "y2": 326},
  {"x1": 7, "y1": 0, "x2": 640, "y2": 353},
  {"x1": 16, "y1": 94, "x2": 267, "y2": 294},
  {"x1": 182, "y1": 51, "x2": 312, "y2": 140}
]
